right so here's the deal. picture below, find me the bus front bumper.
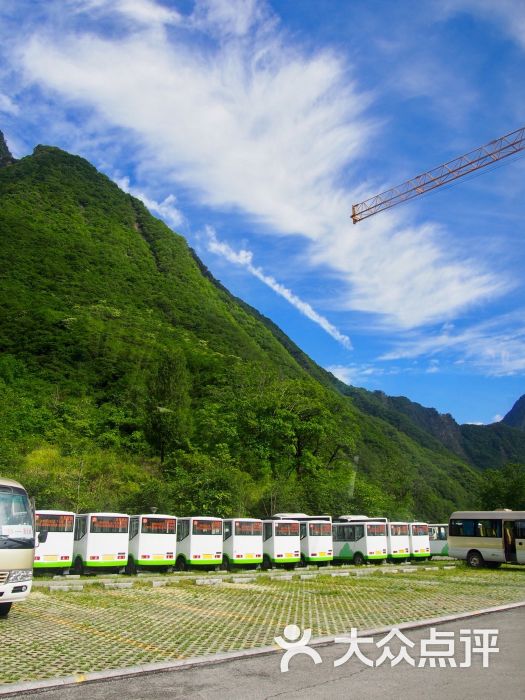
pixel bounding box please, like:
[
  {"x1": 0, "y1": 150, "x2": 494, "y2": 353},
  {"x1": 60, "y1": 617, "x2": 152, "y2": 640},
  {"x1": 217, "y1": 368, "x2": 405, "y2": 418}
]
[{"x1": 0, "y1": 579, "x2": 33, "y2": 604}]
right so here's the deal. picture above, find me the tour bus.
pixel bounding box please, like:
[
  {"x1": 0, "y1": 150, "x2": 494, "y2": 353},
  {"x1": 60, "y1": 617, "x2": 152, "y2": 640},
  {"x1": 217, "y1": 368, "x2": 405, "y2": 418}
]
[
  {"x1": 0, "y1": 477, "x2": 38, "y2": 618},
  {"x1": 222, "y1": 518, "x2": 263, "y2": 569},
  {"x1": 175, "y1": 516, "x2": 223, "y2": 570},
  {"x1": 274, "y1": 513, "x2": 333, "y2": 566},
  {"x1": 386, "y1": 521, "x2": 410, "y2": 562},
  {"x1": 429, "y1": 523, "x2": 449, "y2": 557},
  {"x1": 73, "y1": 512, "x2": 129, "y2": 574},
  {"x1": 408, "y1": 522, "x2": 431, "y2": 561},
  {"x1": 127, "y1": 513, "x2": 177, "y2": 574},
  {"x1": 262, "y1": 519, "x2": 300, "y2": 569},
  {"x1": 34, "y1": 510, "x2": 75, "y2": 574},
  {"x1": 449, "y1": 510, "x2": 525, "y2": 568},
  {"x1": 332, "y1": 516, "x2": 388, "y2": 565}
]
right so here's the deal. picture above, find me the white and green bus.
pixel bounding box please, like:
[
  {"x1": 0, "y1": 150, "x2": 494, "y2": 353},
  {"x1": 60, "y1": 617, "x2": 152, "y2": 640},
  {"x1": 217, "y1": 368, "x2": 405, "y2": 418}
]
[
  {"x1": 73, "y1": 513, "x2": 129, "y2": 574},
  {"x1": 386, "y1": 521, "x2": 410, "y2": 562},
  {"x1": 126, "y1": 514, "x2": 177, "y2": 574},
  {"x1": 408, "y1": 522, "x2": 431, "y2": 561},
  {"x1": 262, "y1": 519, "x2": 300, "y2": 569},
  {"x1": 429, "y1": 523, "x2": 449, "y2": 557},
  {"x1": 449, "y1": 510, "x2": 525, "y2": 568},
  {"x1": 175, "y1": 517, "x2": 223, "y2": 570},
  {"x1": 0, "y1": 478, "x2": 37, "y2": 618},
  {"x1": 333, "y1": 516, "x2": 388, "y2": 565},
  {"x1": 222, "y1": 518, "x2": 263, "y2": 569},
  {"x1": 34, "y1": 510, "x2": 75, "y2": 574}
]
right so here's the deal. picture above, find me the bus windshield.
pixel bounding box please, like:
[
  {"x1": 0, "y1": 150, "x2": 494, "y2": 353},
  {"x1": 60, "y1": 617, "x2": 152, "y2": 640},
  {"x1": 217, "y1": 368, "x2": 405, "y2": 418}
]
[
  {"x1": 235, "y1": 521, "x2": 262, "y2": 536},
  {"x1": 412, "y1": 524, "x2": 428, "y2": 536},
  {"x1": 309, "y1": 523, "x2": 332, "y2": 536},
  {"x1": 275, "y1": 522, "x2": 300, "y2": 536},
  {"x1": 90, "y1": 516, "x2": 128, "y2": 534},
  {"x1": 193, "y1": 520, "x2": 222, "y2": 535},
  {"x1": 36, "y1": 514, "x2": 74, "y2": 533},
  {"x1": 390, "y1": 524, "x2": 409, "y2": 536},
  {"x1": 367, "y1": 523, "x2": 386, "y2": 536},
  {"x1": 141, "y1": 517, "x2": 176, "y2": 534},
  {"x1": 0, "y1": 487, "x2": 33, "y2": 548}
]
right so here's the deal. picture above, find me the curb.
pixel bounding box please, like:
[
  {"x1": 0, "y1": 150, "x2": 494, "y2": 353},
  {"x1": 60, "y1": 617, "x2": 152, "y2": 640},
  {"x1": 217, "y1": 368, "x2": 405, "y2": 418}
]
[{"x1": 1, "y1": 600, "x2": 524, "y2": 696}]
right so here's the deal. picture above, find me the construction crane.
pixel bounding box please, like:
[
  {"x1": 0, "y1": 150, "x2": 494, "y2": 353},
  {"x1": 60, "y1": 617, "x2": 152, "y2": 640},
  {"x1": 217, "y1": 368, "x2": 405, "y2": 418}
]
[{"x1": 351, "y1": 125, "x2": 525, "y2": 224}]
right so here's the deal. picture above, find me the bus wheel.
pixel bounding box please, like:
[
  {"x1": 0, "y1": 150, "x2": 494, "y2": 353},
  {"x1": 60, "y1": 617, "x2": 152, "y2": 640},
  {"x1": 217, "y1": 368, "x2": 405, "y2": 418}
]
[
  {"x1": 220, "y1": 558, "x2": 230, "y2": 571},
  {"x1": 73, "y1": 557, "x2": 85, "y2": 575},
  {"x1": 298, "y1": 554, "x2": 307, "y2": 568},
  {"x1": 353, "y1": 553, "x2": 365, "y2": 566},
  {"x1": 175, "y1": 556, "x2": 187, "y2": 572},
  {"x1": 261, "y1": 555, "x2": 272, "y2": 571},
  {"x1": 466, "y1": 550, "x2": 484, "y2": 568},
  {"x1": 0, "y1": 602, "x2": 12, "y2": 618},
  {"x1": 125, "y1": 557, "x2": 137, "y2": 576}
]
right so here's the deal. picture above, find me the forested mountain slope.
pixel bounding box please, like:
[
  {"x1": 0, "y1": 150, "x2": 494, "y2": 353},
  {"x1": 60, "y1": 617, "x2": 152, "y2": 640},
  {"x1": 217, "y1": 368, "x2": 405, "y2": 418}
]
[{"x1": 0, "y1": 136, "x2": 492, "y2": 520}]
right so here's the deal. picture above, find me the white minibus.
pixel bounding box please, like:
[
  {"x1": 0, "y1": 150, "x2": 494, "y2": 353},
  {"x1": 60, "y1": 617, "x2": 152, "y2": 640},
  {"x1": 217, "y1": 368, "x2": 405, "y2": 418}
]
[
  {"x1": 175, "y1": 516, "x2": 223, "y2": 570},
  {"x1": 262, "y1": 519, "x2": 300, "y2": 569},
  {"x1": 386, "y1": 521, "x2": 410, "y2": 562},
  {"x1": 408, "y1": 522, "x2": 431, "y2": 561},
  {"x1": 333, "y1": 517, "x2": 387, "y2": 565},
  {"x1": 429, "y1": 523, "x2": 449, "y2": 557},
  {"x1": 0, "y1": 478, "x2": 36, "y2": 618},
  {"x1": 34, "y1": 510, "x2": 75, "y2": 574},
  {"x1": 73, "y1": 513, "x2": 129, "y2": 574},
  {"x1": 222, "y1": 518, "x2": 263, "y2": 569},
  {"x1": 449, "y1": 510, "x2": 525, "y2": 567},
  {"x1": 127, "y1": 514, "x2": 177, "y2": 574}
]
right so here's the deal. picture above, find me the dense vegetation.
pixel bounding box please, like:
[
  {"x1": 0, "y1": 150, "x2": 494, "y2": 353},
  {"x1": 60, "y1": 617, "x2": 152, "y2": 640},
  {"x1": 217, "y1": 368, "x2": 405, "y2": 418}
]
[{"x1": 0, "y1": 141, "x2": 519, "y2": 521}]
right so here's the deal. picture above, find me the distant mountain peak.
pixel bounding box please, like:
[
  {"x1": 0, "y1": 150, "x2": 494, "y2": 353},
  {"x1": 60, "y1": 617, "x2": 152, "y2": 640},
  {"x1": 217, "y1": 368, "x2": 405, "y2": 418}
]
[
  {"x1": 502, "y1": 395, "x2": 525, "y2": 431},
  {"x1": 0, "y1": 129, "x2": 15, "y2": 167}
]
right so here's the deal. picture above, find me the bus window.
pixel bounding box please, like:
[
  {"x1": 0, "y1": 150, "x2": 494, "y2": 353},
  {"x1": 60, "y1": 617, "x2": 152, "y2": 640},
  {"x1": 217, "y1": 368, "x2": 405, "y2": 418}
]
[
  {"x1": 90, "y1": 516, "x2": 128, "y2": 534},
  {"x1": 74, "y1": 517, "x2": 87, "y2": 541},
  {"x1": 223, "y1": 521, "x2": 232, "y2": 540},
  {"x1": 275, "y1": 522, "x2": 299, "y2": 537},
  {"x1": 367, "y1": 523, "x2": 386, "y2": 536},
  {"x1": 309, "y1": 523, "x2": 332, "y2": 537},
  {"x1": 411, "y1": 524, "x2": 429, "y2": 537},
  {"x1": 141, "y1": 517, "x2": 176, "y2": 535},
  {"x1": 235, "y1": 521, "x2": 262, "y2": 536},
  {"x1": 391, "y1": 524, "x2": 408, "y2": 536},
  {"x1": 516, "y1": 521, "x2": 525, "y2": 539},
  {"x1": 192, "y1": 520, "x2": 222, "y2": 535},
  {"x1": 129, "y1": 517, "x2": 140, "y2": 540},
  {"x1": 264, "y1": 523, "x2": 272, "y2": 541},
  {"x1": 36, "y1": 514, "x2": 74, "y2": 533},
  {"x1": 177, "y1": 519, "x2": 189, "y2": 542},
  {"x1": 476, "y1": 520, "x2": 501, "y2": 538}
]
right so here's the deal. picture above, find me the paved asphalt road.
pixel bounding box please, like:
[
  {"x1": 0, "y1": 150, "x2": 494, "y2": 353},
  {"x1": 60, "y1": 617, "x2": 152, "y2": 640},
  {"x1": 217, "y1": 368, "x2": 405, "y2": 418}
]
[{"x1": 9, "y1": 608, "x2": 525, "y2": 699}]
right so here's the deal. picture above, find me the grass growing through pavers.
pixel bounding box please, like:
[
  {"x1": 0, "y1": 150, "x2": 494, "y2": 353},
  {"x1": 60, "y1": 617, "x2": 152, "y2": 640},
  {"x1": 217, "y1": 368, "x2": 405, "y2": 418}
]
[{"x1": 1, "y1": 565, "x2": 523, "y2": 685}]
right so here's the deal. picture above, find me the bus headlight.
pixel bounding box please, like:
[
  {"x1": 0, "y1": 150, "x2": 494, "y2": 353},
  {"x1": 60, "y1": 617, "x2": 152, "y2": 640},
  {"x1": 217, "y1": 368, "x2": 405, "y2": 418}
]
[{"x1": 8, "y1": 569, "x2": 33, "y2": 583}]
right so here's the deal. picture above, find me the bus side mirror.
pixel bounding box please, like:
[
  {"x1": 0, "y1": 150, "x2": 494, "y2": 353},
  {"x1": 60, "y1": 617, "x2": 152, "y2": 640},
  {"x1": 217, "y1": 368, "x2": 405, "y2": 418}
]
[{"x1": 37, "y1": 531, "x2": 48, "y2": 544}]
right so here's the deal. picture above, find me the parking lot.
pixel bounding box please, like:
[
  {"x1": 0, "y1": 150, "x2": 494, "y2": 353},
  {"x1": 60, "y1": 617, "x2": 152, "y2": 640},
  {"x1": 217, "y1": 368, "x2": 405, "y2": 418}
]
[{"x1": 1, "y1": 564, "x2": 524, "y2": 687}]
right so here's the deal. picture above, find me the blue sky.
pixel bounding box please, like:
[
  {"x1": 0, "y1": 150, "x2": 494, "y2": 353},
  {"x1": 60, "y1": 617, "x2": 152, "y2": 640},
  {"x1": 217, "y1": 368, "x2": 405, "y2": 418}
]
[{"x1": 0, "y1": 0, "x2": 524, "y2": 424}]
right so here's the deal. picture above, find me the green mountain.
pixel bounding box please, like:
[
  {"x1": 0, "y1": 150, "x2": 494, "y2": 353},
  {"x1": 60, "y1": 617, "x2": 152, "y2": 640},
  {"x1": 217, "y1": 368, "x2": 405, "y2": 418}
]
[
  {"x1": 502, "y1": 395, "x2": 525, "y2": 432},
  {"x1": 0, "y1": 133, "x2": 516, "y2": 521}
]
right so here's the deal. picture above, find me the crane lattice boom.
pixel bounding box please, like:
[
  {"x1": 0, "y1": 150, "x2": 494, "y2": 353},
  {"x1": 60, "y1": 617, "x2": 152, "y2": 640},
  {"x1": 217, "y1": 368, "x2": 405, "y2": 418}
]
[{"x1": 351, "y1": 126, "x2": 525, "y2": 224}]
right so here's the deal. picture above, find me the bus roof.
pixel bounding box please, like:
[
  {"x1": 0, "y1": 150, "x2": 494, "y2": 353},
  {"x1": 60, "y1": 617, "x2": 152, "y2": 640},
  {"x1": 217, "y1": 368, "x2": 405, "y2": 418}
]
[
  {"x1": 36, "y1": 510, "x2": 75, "y2": 515},
  {"x1": 131, "y1": 514, "x2": 176, "y2": 519},
  {"x1": 223, "y1": 517, "x2": 262, "y2": 522},
  {"x1": 450, "y1": 510, "x2": 525, "y2": 520},
  {"x1": 0, "y1": 477, "x2": 26, "y2": 490},
  {"x1": 77, "y1": 512, "x2": 129, "y2": 517},
  {"x1": 273, "y1": 513, "x2": 332, "y2": 521},
  {"x1": 337, "y1": 515, "x2": 388, "y2": 522}
]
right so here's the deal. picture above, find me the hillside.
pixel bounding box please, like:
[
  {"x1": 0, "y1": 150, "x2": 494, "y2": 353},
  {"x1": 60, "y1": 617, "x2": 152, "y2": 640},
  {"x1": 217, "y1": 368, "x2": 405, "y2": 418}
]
[
  {"x1": 502, "y1": 395, "x2": 525, "y2": 431},
  {"x1": 345, "y1": 387, "x2": 525, "y2": 470},
  {"x1": 0, "y1": 135, "x2": 491, "y2": 520}
]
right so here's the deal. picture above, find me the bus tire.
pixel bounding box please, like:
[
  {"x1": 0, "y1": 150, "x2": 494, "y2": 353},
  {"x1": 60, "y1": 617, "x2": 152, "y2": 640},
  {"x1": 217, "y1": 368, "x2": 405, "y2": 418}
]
[
  {"x1": 298, "y1": 554, "x2": 307, "y2": 568},
  {"x1": 353, "y1": 552, "x2": 365, "y2": 566},
  {"x1": 0, "y1": 602, "x2": 12, "y2": 618},
  {"x1": 261, "y1": 555, "x2": 272, "y2": 570},
  {"x1": 175, "y1": 556, "x2": 187, "y2": 572},
  {"x1": 466, "y1": 550, "x2": 484, "y2": 568},
  {"x1": 125, "y1": 557, "x2": 137, "y2": 576},
  {"x1": 220, "y1": 557, "x2": 230, "y2": 571},
  {"x1": 73, "y1": 556, "x2": 85, "y2": 576}
]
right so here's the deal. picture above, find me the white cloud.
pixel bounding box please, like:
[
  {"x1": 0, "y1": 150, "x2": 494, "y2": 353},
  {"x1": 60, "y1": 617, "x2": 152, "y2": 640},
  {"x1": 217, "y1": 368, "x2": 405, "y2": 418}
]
[
  {"x1": 115, "y1": 175, "x2": 185, "y2": 229},
  {"x1": 0, "y1": 92, "x2": 18, "y2": 115},
  {"x1": 493, "y1": 414, "x2": 503, "y2": 423},
  {"x1": 205, "y1": 227, "x2": 352, "y2": 349},
  {"x1": 2, "y1": 0, "x2": 509, "y2": 331},
  {"x1": 382, "y1": 311, "x2": 525, "y2": 376},
  {"x1": 440, "y1": 0, "x2": 525, "y2": 50}
]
